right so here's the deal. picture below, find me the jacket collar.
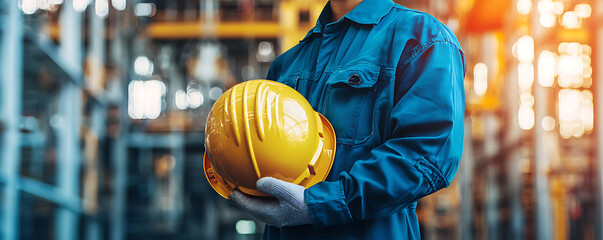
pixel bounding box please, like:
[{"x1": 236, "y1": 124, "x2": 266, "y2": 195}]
[
  {"x1": 341, "y1": 0, "x2": 395, "y2": 25},
  {"x1": 302, "y1": 0, "x2": 395, "y2": 41}
]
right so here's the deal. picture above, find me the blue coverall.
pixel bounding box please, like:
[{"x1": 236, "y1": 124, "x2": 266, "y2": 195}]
[{"x1": 265, "y1": 0, "x2": 465, "y2": 238}]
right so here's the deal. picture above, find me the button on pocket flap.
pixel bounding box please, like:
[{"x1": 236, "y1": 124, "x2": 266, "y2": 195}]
[{"x1": 326, "y1": 64, "x2": 380, "y2": 89}]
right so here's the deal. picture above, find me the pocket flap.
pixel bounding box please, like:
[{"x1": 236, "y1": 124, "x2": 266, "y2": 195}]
[{"x1": 326, "y1": 64, "x2": 380, "y2": 89}]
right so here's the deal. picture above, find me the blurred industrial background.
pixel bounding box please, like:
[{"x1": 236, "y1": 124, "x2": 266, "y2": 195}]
[{"x1": 0, "y1": 0, "x2": 602, "y2": 239}]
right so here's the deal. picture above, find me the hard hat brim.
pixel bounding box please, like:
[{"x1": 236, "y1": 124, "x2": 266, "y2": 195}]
[
  {"x1": 203, "y1": 153, "x2": 233, "y2": 199},
  {"x1": 203, "y1": 153, "x2": 273, "y2": 198},
  {"x1": 297, "y1": 113, "x2": 336, "y2": 188}
]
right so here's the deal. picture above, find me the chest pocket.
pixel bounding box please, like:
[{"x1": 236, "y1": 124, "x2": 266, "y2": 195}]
[{"x1": 321, "y1": 64, "x2": 380, "y2": 145}]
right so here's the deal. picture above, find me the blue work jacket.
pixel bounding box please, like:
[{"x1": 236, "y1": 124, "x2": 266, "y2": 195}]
[{"x1": 265, "y1": 0, "x2": 465, "y2": 239}]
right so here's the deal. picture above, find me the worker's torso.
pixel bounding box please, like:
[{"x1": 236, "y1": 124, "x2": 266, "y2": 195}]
[{"x1": 265, "y1": 1, "x2": 460, "y2": 239}]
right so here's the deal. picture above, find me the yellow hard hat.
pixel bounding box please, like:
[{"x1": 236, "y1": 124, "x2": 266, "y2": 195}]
[{"x1": 203, "y1": 80, "x2": 336, "y2": 199}]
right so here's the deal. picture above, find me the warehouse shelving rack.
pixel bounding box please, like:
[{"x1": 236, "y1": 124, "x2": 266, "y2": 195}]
[
  {"x1": 2, "y1": 1, "x2": 328, "y2": 240},
  {"x1": 1, "y1": 1, "x2": 110, "y2": 240}
]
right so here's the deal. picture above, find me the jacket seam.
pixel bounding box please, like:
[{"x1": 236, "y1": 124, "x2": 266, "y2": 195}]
[
  {"x1": 398, "y1": 39, "x2": 462, "y2": 78},
  {"x1": 338, "y1": 180, "x2": 354, "y2": 223},
  {"x1": 351, "y1": 92, "x2": 374, "y2": 145}
]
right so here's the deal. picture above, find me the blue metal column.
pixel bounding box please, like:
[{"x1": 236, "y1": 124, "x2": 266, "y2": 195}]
[
  {"x1": 483, "y1": 114, "x2": 500, "y2": 240},
  {"x1": 55, "y1": 84, "x2": 83, "y2": 240},
  {"x1": 85, "y1": 3, "x2": 107, "y2": 240},
  {"x1": 109, "y1": 10, "x2": 129, "y2": 240},
  {"x1": 504, "y1": 33, "x2": 525, "y2": 240},
  {"x1": 533, "y1": 61, "x2": 552, "y2": 240},
  {"x1": 0, "y1": 1, "x2": 23, "y2": 240},
  {"x1": 55, "y1": 1, "x2": 83, "y2": 240},
  {"x1": 531, "y1": 1, "x2": 552, "y2": 239},
  {"x1": 458, "y1": 118, "x2": 474, "y2": 240},
  {"x1": 111, "y1": 124, "x2": 127, "y2": 240}
]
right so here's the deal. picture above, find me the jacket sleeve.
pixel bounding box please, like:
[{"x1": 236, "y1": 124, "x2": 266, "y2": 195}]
[{"x1": 304, "y1": 40, "x2": 466, "y2": 228}]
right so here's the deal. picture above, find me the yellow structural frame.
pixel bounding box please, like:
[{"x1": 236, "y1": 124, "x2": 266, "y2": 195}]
[
  {"x1": 147, "y1": 21, "x2": 281, "y2": 39},
  {"x1": 148, "y1": 0, "x2": 325, "y2": 53},
  {"x1": 49, "y1": 1, "x2": 326, "y2": 53},
  {"x1": 147, "y1": 0, "x2": 325, "y2": 53}
]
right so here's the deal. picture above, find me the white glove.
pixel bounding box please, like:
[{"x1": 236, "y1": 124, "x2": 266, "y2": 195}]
[{"x1": 230, "y1": 177, "x2": 312, "y2": 228}]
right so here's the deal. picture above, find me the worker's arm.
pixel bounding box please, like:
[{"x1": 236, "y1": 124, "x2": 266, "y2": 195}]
[{"x1": 305, "y1": 39, "x2": 466, "y2": 228}]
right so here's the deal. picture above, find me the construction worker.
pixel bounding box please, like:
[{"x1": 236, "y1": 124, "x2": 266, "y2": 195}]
[{"x1": 230, "y1": 0, "x2": 466, "y2": 238}]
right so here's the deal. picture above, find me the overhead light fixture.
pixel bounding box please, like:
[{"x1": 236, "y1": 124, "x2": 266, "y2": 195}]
[
  {"x1": 112, "y1": 0, "x2": 126, "y2": 11},
  {"x1": 134, "y1": 56, "x2": 154, "y2": 77},
  {"x1": 73, "y1": 0, "x2": 90, "y2": 12},
  {"x1": 95, "y1": 0, "x2": 109, "y2": 17},
  {"x1": 21, "y1": 0, "x2": 38, "y2": 14},
  {"x1": 128, "y1": 80, "x2": 166, "y2": 120},
  {"x1": 134, "y1": 3, "x2": 155, "y2": 17}
]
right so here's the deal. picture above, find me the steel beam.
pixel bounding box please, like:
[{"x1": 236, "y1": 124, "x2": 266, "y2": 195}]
[
  {"x1": 531, "y1": 1, "x2": 552, "y2": 239},
  {"x1": 109, "y1": 11, "x2": 129, "y2": 240},
  {"x1": 148, "y1": 21, "x2": 281, "y2": 39},
  {"x1": 0, "y1": 1, "x2": 23, "y2": 240},
  {"x1": 55, "y1": 1, "x2": 83, "y2": 240},
  {"x1": 458, "y1": 118, "x2": 474, "y2": 240},
  {"x1": 84, "y1": 5, "x2": 107, "y2": 240}
]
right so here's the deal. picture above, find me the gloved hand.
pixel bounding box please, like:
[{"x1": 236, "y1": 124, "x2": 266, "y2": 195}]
[{"x1": 230, "y1": 177, "x2": 312, "y2": 228}]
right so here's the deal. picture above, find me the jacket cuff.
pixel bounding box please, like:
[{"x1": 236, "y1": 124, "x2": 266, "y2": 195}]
[{"x1": 304, "y1": 180, "x2": 353, "y2": 228}]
